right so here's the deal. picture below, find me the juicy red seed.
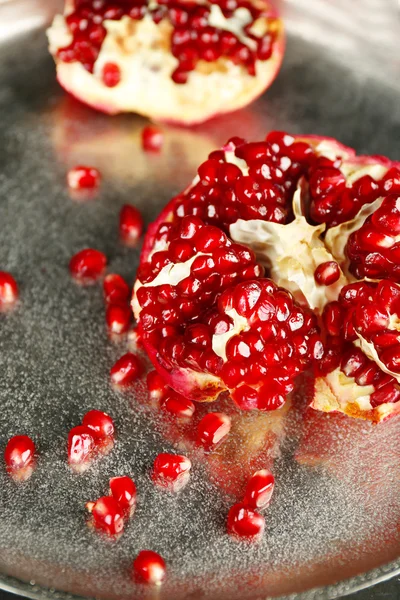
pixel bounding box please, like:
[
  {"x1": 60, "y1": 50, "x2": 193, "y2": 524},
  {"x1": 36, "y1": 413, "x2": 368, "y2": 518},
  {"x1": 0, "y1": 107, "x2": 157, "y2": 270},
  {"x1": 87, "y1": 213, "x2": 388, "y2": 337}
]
[
  {"x1": 197, "y1": 412, "x2": 231, "y2": 449},
  {"x1": 353, "y1": 305, "x2": 389, "y2": 336},
  {"x1": 380, "y1": 347, "x2": 400, "y2": 373},
  {"x1": 152, "y1": 453, "x2": 191, "y2": 492},
  {"x1": 4, "y1": 435, "x2": 35, "y2": 472},
  {"x1": 340, "y1": 349, "x2": 368, "y2": 377},
  {"x1": 119, "y1": 204, "x2": 144, "y2": 245},
  {"x1": 110, "y1": 353, "x2": 143, "y2": 385},
  {"x1": 68, "y1": 425, "x2": 95, "y2": 466},
  {"x1": 132, "y1": 550, "x2": 166, "y2": 585},
  {"x1": 109, "y1": 476, "x2": 137, "y2": 514},
  {"x1": 89, "y1": 496, "x2": 125, "y2": 536},
  {"x1": 161, "y1": 391, "x2": 195, "y2": 418},
  {"x1": 102, "y1": 62, "x2": 121, "y2": 87},
  {"x1": 231, "y1": 385, "x2": 259, "y2": 410},
  {"x1": 243, "y1": 469, "x2": 275, "y2": 509},
  {"x1": 194, "y1": 226, "x2": 227, "y2": 251},
  {"x1": 67, "y1": 166, "x2": 101, "y2": 189},
  {"x1": 82, "y1": 410, "x2": 115, "y2": 439},
  {"x1": 257, "y1": 382, "x2": 286, "y2": 411},
  {"x1": 106, "y1": 304, "x2": 131, "y2": 334},
  {"x1": 314, "y1": 261, "x2": 341, "y2": 286},
  {"x1": 69, "y1": 248, "x2": 107, "y2": 283},
  {"x1": 0, "y1": 271, "x2": 19, "y2": 305},
  {"x1": 146, "y1": 370, "x2": 169, "y2": 400},
  {"x1": 142, "y1": 126, "x2": 163, "y2": 152},
  {"x1": 168, "y1": 239, "x2": 195, "y2": 262},
  {"x1": 322, "y1": 302, "x2": 342, "y2": 337},
  {"x1": 227, "y1": 502, "x2": 265, "y2": 540},
  {"x1": 233, "y1": 280, "x2": 262, "y2": 317},
  {"x1": 103, "y1": 273, "x2": 130, "y2": 305}
]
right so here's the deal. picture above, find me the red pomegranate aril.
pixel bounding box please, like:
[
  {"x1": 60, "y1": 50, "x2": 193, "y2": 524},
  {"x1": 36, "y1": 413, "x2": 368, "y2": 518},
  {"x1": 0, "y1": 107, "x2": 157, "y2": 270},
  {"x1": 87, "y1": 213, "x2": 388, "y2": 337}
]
[
  {"x1": 370, "y1": 383, "x2": 400, "y2": 407},
  {"x1": 161, "y1": 391, "x2": 195, "y2": 418},
  {"x1": 380, "y1": 347, "x2": 400, "y2": 372},
  {"x1": 88, "y1": 496, "x2": 125, "y2": 536},
  {"x1": 4, "y1": 435, "x2": 36, "y2": 480},
  {"x1": 119, "y1": 204, "x2": 144, "y2": 246},
  {"x1": 132, "y1": 550, "x2": 166, "y2": 586},
  {"x1": 69, "y1": 248, "x2": 107, "y2": 284},
  {"x1": 110, "y1": 353, "x2": 143, "y2": 386},
  {"x1": 102, "y1": 62, "x2": 121, "y2": 87},
  {"x1": 314, "y1": 261, "x2": 341, "y2": 286},
  {"x1": 146, "y1": 370, "x2": 169, "y2": 401},
  {"x1": 68, "y1": 425, "x2": 95, "y2": 470},
  {"x1": 142, "y1": 126, "x2": 163, "y2": 152},
  {"x1": 67, "y1": 166, "x2": 101, "y2": 189},
  {"x1": 243, "y1": 469, "x2": 275, "y2": 509},
  {"x1": 197, "y1": 412, "x2": 231, "y2": 449},
  {"x1": 106, "y1": 303, "x2": 131, "y2": 334},
  {"x1": 110, "y1": 476, "x2": 137, "y2": 516},
  {"x1": 82, "y1": 409, "x2": 115, "y2": 439},
  {"x1": 103, "y1": 273, "x2": 130, "y2": 305},
  {"x1": 152, "y1": 453, "x2": 191, "y2": 492},
  {"x1": 0, "y1": 271, "x2": 19, "y2": 306},
  {"x1": 227, "y1": 502, "x2": 265, "y2": 540}
]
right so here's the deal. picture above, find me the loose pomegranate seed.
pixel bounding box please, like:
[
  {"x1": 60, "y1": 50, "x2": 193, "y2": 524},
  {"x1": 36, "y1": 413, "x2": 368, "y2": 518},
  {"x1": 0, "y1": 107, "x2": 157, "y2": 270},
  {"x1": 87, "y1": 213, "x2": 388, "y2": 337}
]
[
  {"x1": 146, "y1": 370, "x2": 169, "y2": 401},
  {"x1": 103, "y1": 274, "x2": 130, "y2": 305},
  {"x1": 69, "y1": 248, "x2": 107, "y2": 284},
  {"x1": 110, "y1": 476, "x2": 137, "y2": 516},
  {"x1": 87, "y1": 496, "x2": 125, "y2": 536},
  {"x1": 110, "y1": 353, "x2": 143, "y2": 386},
  {"x1": 142, "y1": 126, "x2": 163, "y2": 152},
  {"x1": 68, "y1": 425, "x2": 95, "y2": 471},
  {"x1": 106, "y1": 304, "x2": 131, "y2": 333},
  {"x1": 82, "y1": 409, "x2": 115, "y2": 439},
  {"x1": 314, "y1": 261, "x2": 341, "y2": 286},
  {"x1": 119, "y1": 204, "x2": 144, "y2": 246},
  {"x1": 197, "y1": 412, "x2": 231, "y2": 450},
  {"x1": 4, "y1": 435, "x2": 36, "y2": 481},
  {"x1": 102, "y1": 62, "x2": 121, "y2": 87},
  {"x1": 227, "y1": 503, "x2": 265, "y2": 540},
  {"x1": 0, "y1": 271, "x2": 19, "y2": 307},
  {"x1": 152, "y1": 453, "x2": 191, "y2": 492},
  {"x1": 132, "y1": 550, "x2": 166, "y2": 586},
  {"x1": 67, "y1": 166, "x2": 101, "y2": 189},
  {"x1": 243, "y1": 469, "x2": 275, "y2": 509},
  {"x1": 161, "y1": 391, "x2": 195, "y2": 418}
]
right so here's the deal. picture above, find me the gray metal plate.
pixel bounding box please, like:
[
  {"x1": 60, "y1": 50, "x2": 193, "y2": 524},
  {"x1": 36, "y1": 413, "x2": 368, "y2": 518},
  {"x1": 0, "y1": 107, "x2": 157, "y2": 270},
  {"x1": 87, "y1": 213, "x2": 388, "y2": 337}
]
[{"x1": 0, "y1": 1, "x2": 399, "y2": 599}]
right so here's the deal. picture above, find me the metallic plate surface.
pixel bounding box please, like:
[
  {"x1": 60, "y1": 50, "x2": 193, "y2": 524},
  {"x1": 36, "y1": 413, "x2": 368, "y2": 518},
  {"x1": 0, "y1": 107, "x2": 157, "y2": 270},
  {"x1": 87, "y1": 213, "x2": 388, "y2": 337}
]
[{"x1": 0, "y1": 1, "x2": 400, "y2": 599}]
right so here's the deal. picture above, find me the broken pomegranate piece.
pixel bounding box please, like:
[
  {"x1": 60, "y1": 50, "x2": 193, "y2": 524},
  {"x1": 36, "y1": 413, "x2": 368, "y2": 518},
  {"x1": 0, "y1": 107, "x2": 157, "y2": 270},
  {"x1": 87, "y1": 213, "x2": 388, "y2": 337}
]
[
  {"x1": 47, "y1": 0, "x2": 284, "y2": 124},
  {"x1": 132, "y1": 550, "x2": 166, "y2": 586},
  {"x1": 0, "y1": 271, "x2": 19, "y2": 308},
  {"x1": 243, "y1": 469, "x2": 275, "y2": 509},
  {"x1": 152, "y1": 453, "x2": 191, "y2": 492},
  {"x1": 87, "y1": 496, "x2": 125, "y2": 536},
  {"x1": 110, "y1": 352, "x2": 143, "y2": 386},
  {"x1": 109, "y1": 476, "x2": 137, "y2": 516},
  {"x1": 227, "y1": 502, "x2": 265, "y2": 540},
  {"x1": 4, "y1": 435, "x2": 36, "y2": 482},
  {"x1": 69, "y1": 248, "x2": 107, "y2": 284}
]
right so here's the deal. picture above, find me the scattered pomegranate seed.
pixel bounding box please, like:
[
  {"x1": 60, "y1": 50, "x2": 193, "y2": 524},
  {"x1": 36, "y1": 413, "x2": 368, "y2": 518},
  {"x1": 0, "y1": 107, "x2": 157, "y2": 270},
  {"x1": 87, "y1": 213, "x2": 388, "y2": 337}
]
[
  {"x1": 314, "y1": 261, "x2": 341, "y2": 286},
  {"x1": 146, "y1": 370, "x2": 169, "y2": 401},
  {"x1": 243, "y1": 469, "x2": 275, "y2": 509},
  {"x1": 132, "y1": 550, "x2": 166, "y2": 586},
  {"x1": 69, "y1": 248, "x2": 107, "y2": 285},
  {"x1": 67, "y1": 166, "x2": 101, "y2": 190},
  {"x1": 0, "y1": 271, "x2": 19, "y2": 307},
  {"x1": 68, "y1": 425, "x2": 95, "y2": 471},
  {"x1": 103, "y1": 274, "x2": 130, "y2": 305},
  {"x1": 87, "y1": 496, "x2": 125, "y2": 536},
  {"x1": 106, "y1": 304, "x2": 131, "y2": 334},
  {"x1": 152, "y1": 453, "x2": 191, "y2": 492},
  {"x1": 161, "y1": 391, "x2": 195, "y2": 418},
  {"x1": 142, "y1": 126, "x2": 163, "y2": 152},
  {"x1": 110, "y1": 476, "x2": 137, "y2": 516},
  {"x1": 102, "y1": 62, "x2": 121, "y2": 87},
  {"x1": 119, "y1": 204, "x2": 144, "y2": 246},
  {"x1": 82, "y1": 409, "x2": 115, "y2": 439},
  {"x1": 4, "y1": 435, "x2": 36, "y2": 481},
  {"x1": 197, "y1": 412, "x2": 231, "y2": 450},
  {"x1": 227, "y1": 502, "x2": 265, "y2": 541},
  {"x1": 110, "y1": 352, "x2": 143, "y2": 386}
]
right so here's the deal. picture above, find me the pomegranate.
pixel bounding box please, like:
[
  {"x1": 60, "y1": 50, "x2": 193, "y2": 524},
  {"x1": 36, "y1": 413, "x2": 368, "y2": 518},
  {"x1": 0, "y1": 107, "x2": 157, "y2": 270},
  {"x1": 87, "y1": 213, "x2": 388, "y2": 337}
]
[
  {"x1": 0, "y1": 271, "x2": 19, "y2": 307},
  {"x1": 69, "y1": 248, "x2": 107, "y2": 284},
  {"x1": 119, "y1": 205, "x2": 144, "y2": 247},
  {"x1": 67, "y1": 165, "x2": 101, "y2": 189},
  {"x1": 82, "y1": 409, "x2": 115, "y2": 439},
  {"x1": 132, "y1": 550, "x2": 166, "y2": 585},
  {"x1": 243, "y1": 468, "x2": 274, "y2": 509},
  {"x1": 103, "y1": 273, "x2": 130, "y2": 305},
  {"x1": 4, "y1": 435, "x2": 36, "y2": 481},
  {"x1": 110, "y1": 352, "x2": 143, "y2": 386},
  {"x1": 142, "y1": 126, "x2": 163, "y2": 152},
  {"x1": 106, "y1": 304, "x2": 132, "y2": 334},
  {"x1": 227, "y1": 502, "x2": 265, "y2": 540},
  {"x1": 67, "y1": 425, "x2": 96, "y2": 471},
  {"x1": 47, "y1": 0, "x2": 284, "y2": 124},
  {"x1": 109, "y1": 475, "x2": 137, "y2": 516},
  {"x1": 197, "y1": 412, "x2": 231, "y2": 449},
  {"x1": 87, "y1": 496, "x2": 125, "y2": 536},
  {"x1": 151, "y1": 453, "x2": 191, "y2": 492}
]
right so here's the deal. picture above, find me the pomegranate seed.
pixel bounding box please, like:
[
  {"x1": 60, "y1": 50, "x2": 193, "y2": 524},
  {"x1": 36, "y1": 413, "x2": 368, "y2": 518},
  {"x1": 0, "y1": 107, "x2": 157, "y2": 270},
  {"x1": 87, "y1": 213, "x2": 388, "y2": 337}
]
[
  {"x1": 103, "y1": 274, "x2": 130, "y2": 305},
  {"x1": 197, "y1": 412, "x2": 231, "y2": 449},
  {"x1": 110, "y1": 353, "x2": 143, "y2": 386},
  {"x1": 102, "y1": 62, "x2": 121, "y2": 87},
  {"x1": 227, "y1": 503, "x2": 265, "y2": 540},
  {"x1": 69, "y1": 248, "x2": 107, "y2": 284},
  {"x1": 142, "y1": 126, "x2": 163, "y2": 152},
  {"x1": 119, "y1": 204, "x2": 144, "y2": 246},
  {"x1": 314, "y1": 261, "x2": 341, "y2": 286},
  {"x1": 4, "y1": 435, "x2": 36, "y2": 481},
  {"x1": 152, "y1": 453, "x2": 191, "y2": 492},
  {"x1": 82, "y1": 409, "x2": 115, "y2": 439},
  {"x1": 161, "y1": 391, "x2": 195, "y2": 418},
  {"x1": 110, "y1": 476, "x2": 137, "y2": 516},
  {"x1": 132, "y1": 550, "x2": 166, "y2": 585},
  {"x1": 106, "y1": 303, "x2": 131, "y2": 334},
  {"x1": 67, "y1": 166, "x2": 100, "y2": 189},
  {"x1": 68, "y1": 425, "x2": 95, "y2": 471},
  {"x1": 146, "y1": 370, "x2": 169, "y2": 401},
  {"x1": 87, "y1": 496, "x2": 125, "y2": 536},
  {"x1": 243, "y1": 469, "x2": 275, "y2": 509},
  {"x1": 0, "y1": 271, "x2": 19, "y2": 306}
]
